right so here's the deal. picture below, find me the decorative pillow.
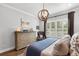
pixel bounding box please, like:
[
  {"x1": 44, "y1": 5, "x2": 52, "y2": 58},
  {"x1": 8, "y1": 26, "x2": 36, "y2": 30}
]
[
  {"x1": 70, "y1": 33, "x2": 79, "y2": 56},
  {"x1": 52, "y1": 41, "x2": 69, "y2": 56},
  {"x1": 61, "y1": 35, "x2": 71, "y2": 45},
  {"x1": 52, "y1": 35, "x2": 71, "y2": 56}
]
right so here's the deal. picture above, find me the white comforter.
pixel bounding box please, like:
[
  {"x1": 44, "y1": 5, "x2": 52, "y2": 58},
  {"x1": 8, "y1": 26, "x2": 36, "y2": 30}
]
[{"x1": 41, "y1": 35, "x2": 71, "y2": 56}]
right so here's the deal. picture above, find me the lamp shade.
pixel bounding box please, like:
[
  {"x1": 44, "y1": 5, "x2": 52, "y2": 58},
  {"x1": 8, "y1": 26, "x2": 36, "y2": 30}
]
[{"x1": 38, "y1": 9, "x2": 49, "y2": 21}]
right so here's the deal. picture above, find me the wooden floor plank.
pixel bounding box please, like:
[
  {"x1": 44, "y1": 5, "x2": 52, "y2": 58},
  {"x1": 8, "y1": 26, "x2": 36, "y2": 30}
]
[{"x1": 0, "y1": 48, "x2": 26, "y2": 56}]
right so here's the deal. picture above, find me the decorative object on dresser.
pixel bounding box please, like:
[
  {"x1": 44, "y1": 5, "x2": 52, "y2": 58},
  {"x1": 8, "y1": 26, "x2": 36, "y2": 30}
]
[
  {"x1": 16, "y1": 17, "x2": 32, "y2": 32},
  {"x1": 15, "y1": 31, "x2": 36, "y2": 50}
]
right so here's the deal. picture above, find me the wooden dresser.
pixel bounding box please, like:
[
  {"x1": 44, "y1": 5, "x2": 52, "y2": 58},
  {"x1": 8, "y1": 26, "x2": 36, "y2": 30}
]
[{"x1": 15, "y1": 31, "x2": 36, "y2": 50}]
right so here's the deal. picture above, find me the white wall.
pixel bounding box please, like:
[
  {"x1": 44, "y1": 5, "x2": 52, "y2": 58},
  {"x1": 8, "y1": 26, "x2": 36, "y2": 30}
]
[
  {"x1": 74, "y1": 7, "x2": 79, "y2": 33},
  {"x1": 0, "y1": 4, "x2": 38, "y2": 53}
]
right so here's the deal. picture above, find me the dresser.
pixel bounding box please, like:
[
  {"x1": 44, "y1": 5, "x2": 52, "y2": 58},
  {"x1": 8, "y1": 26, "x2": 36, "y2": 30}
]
[{"x1": 15, "y1": 31, "x2": 36, "y2": 50}]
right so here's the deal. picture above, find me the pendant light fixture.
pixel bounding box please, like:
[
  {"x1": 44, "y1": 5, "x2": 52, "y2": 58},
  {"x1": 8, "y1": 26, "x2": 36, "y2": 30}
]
[
  {"x1": 38, "y1": 3, "x2": 49, "y2": 21},
  {"x1": 38, "y1": 3, "x2": 49, "y2": 38}
]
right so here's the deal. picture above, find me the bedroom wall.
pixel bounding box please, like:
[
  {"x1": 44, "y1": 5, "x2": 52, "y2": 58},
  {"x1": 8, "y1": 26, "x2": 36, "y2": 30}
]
[
  {"x1": 74, "y1": 7, "x2": 79, "y2": 33},
  {"x1": 0, "y1": 4, "x2": 39, "y2": 53}
]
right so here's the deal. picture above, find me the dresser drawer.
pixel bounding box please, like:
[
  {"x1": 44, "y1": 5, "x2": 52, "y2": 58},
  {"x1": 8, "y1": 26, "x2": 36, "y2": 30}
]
[{"x1": 15, "y1": 31, "x2": 36, "y2": 50}]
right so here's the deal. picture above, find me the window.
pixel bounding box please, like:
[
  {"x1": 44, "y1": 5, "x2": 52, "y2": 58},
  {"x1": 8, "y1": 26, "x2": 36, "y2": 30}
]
[
  {"x1": 51, "y1": 22, "x2": 55, "y2": 28},
  {"x1": 46, "y1": 15, "x2": 68, "y2": 38}
]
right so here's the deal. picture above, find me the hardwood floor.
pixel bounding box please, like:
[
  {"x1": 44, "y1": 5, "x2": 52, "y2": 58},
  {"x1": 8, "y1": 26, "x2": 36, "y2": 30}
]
[{"x1": 0, "y1": 48, "x2": 26, "y2": 56}]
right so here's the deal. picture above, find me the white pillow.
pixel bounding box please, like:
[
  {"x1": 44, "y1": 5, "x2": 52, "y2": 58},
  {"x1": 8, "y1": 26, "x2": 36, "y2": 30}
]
[
  {"x1": 52, "y1": 35, "x2": 71, "y2": 56},
  {"x1": 52, "y1": 41, "x2": 69, "y2": 56}
]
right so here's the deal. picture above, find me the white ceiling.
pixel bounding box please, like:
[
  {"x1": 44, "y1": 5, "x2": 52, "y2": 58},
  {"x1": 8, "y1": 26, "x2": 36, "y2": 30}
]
[{"x1": 6, "y1": 3, "x2": 79, "y2": 17}]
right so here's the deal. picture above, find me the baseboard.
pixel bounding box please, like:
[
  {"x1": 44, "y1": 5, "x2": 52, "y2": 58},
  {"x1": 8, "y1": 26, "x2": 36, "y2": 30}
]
[{"x1": 0, "y1": 47, "x2": 15, "y2": 54}]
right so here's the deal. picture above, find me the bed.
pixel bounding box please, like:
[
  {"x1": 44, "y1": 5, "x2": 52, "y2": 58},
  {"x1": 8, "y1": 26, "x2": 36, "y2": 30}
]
[
  {"x1": 26, "y1": 35, "x2": 71, "y2": 56},
  {"x1": 26, "y1": 37, "x2": 57, "y2": 56}
]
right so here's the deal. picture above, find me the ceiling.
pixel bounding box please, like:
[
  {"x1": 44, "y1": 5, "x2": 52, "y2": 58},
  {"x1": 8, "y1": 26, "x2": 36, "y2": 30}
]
[{"x1": 5, "y1": 3, "x2": 79, "y2": 17}]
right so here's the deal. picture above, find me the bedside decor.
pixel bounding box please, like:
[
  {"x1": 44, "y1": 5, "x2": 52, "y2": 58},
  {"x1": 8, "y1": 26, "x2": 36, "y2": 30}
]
[
  {"x1": 21, "y1": 20, "x2": 31, "y2": 31},
  {"x1": 38, "y1": 3, "x2": 49, "y2": 38},
  {"x1": 16, "y1": 17, "x2": 32, "y2": 32},
  {"x1": 16, "y1": 26, "x2": 21, "y2": 32},
  {"x1": 16, "y1": 18, "x2": 31, "y2": 32}
]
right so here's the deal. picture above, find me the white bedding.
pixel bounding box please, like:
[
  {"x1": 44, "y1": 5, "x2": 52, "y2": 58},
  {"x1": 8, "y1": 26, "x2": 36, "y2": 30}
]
[{"x1": 41, "y1": 35, "x2": 71, "y2": 56}]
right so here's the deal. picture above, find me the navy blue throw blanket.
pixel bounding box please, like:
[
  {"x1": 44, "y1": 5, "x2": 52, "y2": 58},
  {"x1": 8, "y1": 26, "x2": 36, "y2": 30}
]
[{"x1": 26, "y1": 37, "x2": 57, "y2": 56}]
